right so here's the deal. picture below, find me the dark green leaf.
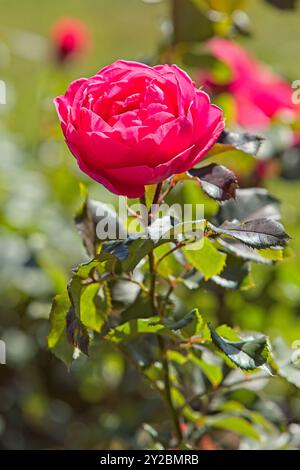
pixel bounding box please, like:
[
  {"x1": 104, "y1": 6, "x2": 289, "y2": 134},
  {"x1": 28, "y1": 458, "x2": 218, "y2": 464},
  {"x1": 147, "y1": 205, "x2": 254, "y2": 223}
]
[
  {"x1": 163, "y1": 308, "x2": 203, "y2": 336},
  {"x1": 66, "y1": 307, "x2": 89, "y2": 356},
  {"x1": 217, "y1": 130, "x2": 264, "y2": 155},
  {"x1": 100, "y1": 236, "x2": 154, "y2": 272},
  {"x1": 218, "y1": 239, "x2": 274, "y2": 265},
  {"x1": 211, "y1": 256, "x2": 252, "y2": 290},
  {"x1": 208, "y1": 323, "x2": 269, "y2": 370},
  {"x1": 120, "y1": 292, "x2": 153, "y2": 322},
  {"x1": 209, "y1": 218, "x2": 290, "y2": 249},
  {"x1": 75, "y1": 188, "x2": 125, "y2": 257},
  {"x1": 214, "y1": 188, "x2": 280, "y2": 225},
  {"x1": 265, "y1": 0, "x2": 297, "y2": 9},
  {"x1": 189, "y1": 164, "x2": 238, "y2": 201}
]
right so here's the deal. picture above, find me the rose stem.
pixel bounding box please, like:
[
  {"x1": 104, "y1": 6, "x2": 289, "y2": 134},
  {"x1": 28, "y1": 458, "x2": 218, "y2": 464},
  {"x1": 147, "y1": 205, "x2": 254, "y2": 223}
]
[{"x1": 141, "y1": 182, "x2": 183, "y2": 447}]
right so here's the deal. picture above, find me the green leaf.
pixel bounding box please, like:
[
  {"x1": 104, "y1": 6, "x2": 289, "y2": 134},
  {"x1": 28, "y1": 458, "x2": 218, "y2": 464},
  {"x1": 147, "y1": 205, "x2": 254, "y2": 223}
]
[
  {"x1": 209, "y1": 218, "x2": 290, "y2": 249},
  {"x1": 189, "y1": 164, "x2": 238, "y2": 201},
  {"x1": 120, "y1": 292, "x2": 153, "y2": 322},
  {"x1": 106, "y1": 317, "x2": 178, "y2": 343},
  {"x1": 208, "y1": 415, "x2": 261, "y2": 441},
  {"x1": 189, "y1": 353, "x2": 223, "y2": 386},
  {"x1": 171, "y1": 387, "x2": 201, "y2": 422},
  {"x1": 214, "y1": 188, "x2": 280, "y2": 225},
  {"x1": 66, "y1": 276, "x2": 91, "y2": 355},
  {"x1": 273, "y1": 338, "x2": 300, "y2": 389},
  {"x1": 47, "y1": 292, "x2": 73, "y2": 366},
  {"x1": 75, "y1": 188, "x2": 124, "y2": 257},
  {"x1": 218, "y1": 239, "x2": 274, "y2": 265},
  {"x1": 211, "y1": 256, "x2": 253, "y2": 290},
  {"x1": 167, "y1": 350, "x2": 187, "y2": 365},
  {"x1": 72, "y1": 259, "x2": 103, "y2": 279},
  {"x1": 48, "y1": 292, "x2": 70, "y2": 349},
  {"x1": 144, "y1": 184, "x2": 157, "y2": 209},
  {"x1": 163, "y1": 308, "x2": 203, "y2": 337},
  {"x1": 99, "y1": 218, "x2": 206, "y2": 273},
  {"x1": 155, "y1": 243, "x2": 182, "y2": 278},
  {"x1": 215, "y1": 324, "x2": 241, "y2": 341},
  {"x1": 80, "y1": 282, "x2": 110, "y2": 332},
  {"x1": 183, "y1": 238, "x2": 226, "y2": 280},
  {"x1": 258, "y1": 248, "x2": 284, "y2": 262},
  {"x1": 208, "y1": 323, "x2": 269, "y2": 370},
  {"x1": 66, "y1": 307, "x2": 89, "y2": 356},
  {"x1": 100, "y1": 237, "x2": 154, "y2": 272},
  {"x1": 181, "y1": 308, "x2": 203, "y2": 337}
]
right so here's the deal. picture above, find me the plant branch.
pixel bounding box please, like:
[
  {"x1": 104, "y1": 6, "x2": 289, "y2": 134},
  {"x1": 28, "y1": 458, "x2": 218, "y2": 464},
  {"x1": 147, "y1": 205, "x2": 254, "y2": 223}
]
[
  {"x1": 180, "y1": 373, "x2": 271, "y2": 412},
  {"x1": 158, "y1": 335, "x2": 183, "y2": 446},
  {"x1": 142, "y1": 182, "x2": 183, "y2": 447}
]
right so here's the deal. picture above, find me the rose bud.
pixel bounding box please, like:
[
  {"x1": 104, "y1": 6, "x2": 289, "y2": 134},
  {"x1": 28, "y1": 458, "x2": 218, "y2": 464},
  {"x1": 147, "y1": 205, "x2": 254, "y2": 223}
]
[
  {"x1": 51, "y1": 17, "x2": 90, "y2": 62},
  {"x1": 54, "y1": 60, "x2": 224, "y2": 197}
]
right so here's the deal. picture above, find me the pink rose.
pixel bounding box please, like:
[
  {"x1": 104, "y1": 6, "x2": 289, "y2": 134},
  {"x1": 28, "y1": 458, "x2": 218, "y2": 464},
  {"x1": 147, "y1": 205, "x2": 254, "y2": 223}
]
[
  {"x1": 54, "y1": 60, "x2": 224, "y2": 197},
  {"x1": 203, "y1": 38, "x2": 298, "y2": 130}
]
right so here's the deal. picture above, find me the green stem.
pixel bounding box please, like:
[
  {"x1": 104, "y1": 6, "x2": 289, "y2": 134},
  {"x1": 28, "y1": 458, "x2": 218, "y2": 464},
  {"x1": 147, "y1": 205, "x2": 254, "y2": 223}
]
[
  {"x1": 143, "y1": 182, "x2": 183, "y2": 447},
  {"x1": 158, "y1": 335, "x2": 183, "y2": 446}
]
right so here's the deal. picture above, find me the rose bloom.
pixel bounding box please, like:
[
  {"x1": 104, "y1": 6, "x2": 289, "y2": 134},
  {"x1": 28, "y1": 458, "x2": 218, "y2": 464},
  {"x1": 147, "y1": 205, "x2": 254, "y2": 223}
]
[
  {"x1": 51, "y1": 17, "x2": 90, "y2": 61},
  {"x1": 54, "y1": 60, "x2": 224, "y2": 197},
  {"x1": 203, "y1": 38, "x2": 298, "y2": 130}
]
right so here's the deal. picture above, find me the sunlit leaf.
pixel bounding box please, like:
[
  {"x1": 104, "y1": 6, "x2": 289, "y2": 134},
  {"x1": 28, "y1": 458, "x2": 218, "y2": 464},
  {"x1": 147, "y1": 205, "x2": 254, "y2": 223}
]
[
  {"x1": 47, "y1": 292, "x2": 73, "y2": 366},
  {"x1": 208, "y1": 415, "x2": 261, "y2": 441},
  {"x1": 106, "y1": 317, "x2": 178, "y2": 343},
  {"x1": 189, "y1": 353, "x2": 223, "y2": 386},
  {"x1": 80, "y1": 282, "x2": 110, "y2": 332},
  {"x1": 183, "y1": 238, "x2": 226, "y2": 280},
  {"x1": 208, "y1": 323, "x2": 269, "y2": 370}
]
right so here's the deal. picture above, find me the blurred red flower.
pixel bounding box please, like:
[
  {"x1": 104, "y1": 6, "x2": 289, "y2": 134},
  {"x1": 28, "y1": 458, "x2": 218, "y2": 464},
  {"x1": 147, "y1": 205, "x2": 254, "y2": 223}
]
[
  {"x1": 51, "y1": 17, "x2": 90, "y2": 61},
  {"x1": 202, "y1": 38, "x2": 299, "y2": 130}
]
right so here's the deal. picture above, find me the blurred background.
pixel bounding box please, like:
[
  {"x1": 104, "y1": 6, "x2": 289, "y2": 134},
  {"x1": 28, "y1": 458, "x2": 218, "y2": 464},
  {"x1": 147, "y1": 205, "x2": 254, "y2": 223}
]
[{"x1": 1, "y1": 0, "x2": 300, "y2": 450}]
